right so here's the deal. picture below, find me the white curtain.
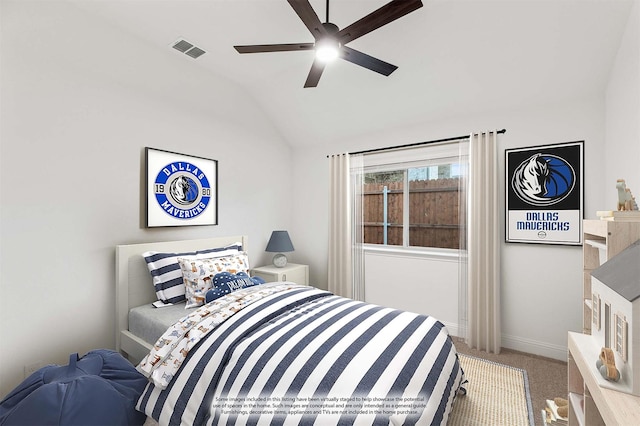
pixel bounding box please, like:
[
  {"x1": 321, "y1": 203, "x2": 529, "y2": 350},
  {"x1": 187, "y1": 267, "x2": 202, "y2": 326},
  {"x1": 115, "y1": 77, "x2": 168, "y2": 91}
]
[
  {"x1": 465, "y1": 130, "x2": 502, "y2": 354},
  {"x1": 457, "y1": 140, "x2": 470, "y2": 342},
  {"x1": 328, "y1": 153, "x2": 365, "y2": 299},
  {"x1": 350, "y1": 154, "x2": 364, "y2": 301}
]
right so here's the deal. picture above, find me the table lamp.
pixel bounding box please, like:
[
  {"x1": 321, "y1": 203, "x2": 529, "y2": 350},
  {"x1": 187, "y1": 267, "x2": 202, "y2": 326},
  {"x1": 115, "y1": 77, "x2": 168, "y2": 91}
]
[{"x1": 265, "y1": 230, "x2": 294, "y2": 268}]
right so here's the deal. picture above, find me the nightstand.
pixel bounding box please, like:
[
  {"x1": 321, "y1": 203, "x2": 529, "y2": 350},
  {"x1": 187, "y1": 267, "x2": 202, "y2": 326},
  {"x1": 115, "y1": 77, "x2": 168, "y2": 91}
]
[{"x1": 251, "y1": 263, "x2": 309, "y2": 285}]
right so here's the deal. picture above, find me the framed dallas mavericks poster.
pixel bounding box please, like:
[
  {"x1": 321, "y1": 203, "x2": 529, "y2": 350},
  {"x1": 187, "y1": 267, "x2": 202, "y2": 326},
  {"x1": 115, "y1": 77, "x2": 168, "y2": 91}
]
[
  {"x1": 145, "y1": 147, "x2": 218, "y2": 227},
  {"x1": 505, "y1": 141, "x2": 583, "y2": 245}
]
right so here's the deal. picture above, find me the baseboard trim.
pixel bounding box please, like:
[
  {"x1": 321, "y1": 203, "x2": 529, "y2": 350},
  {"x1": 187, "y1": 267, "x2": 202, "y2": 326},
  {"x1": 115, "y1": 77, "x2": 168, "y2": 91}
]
[
  {"x1": 442, "y1": 322, "x2": 567, "y2": 362},
  {"x1": 502, "y1": 333, "x2": 567, "y2": 361},
  {"x1": 441, "y1": 321, "x2": 460, "y2": 339}
]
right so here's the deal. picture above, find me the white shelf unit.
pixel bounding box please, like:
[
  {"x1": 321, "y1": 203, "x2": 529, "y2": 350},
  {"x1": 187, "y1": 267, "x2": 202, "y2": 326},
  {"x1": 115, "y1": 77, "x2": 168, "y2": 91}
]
[
  {"x1": 581, "y1": 220, "x2": 640, "y2": 334},
  {"x1": 567, "y1": 392, "x2": 585, "y2": 426},
  {"x1": 568, "y1": 332, "x2": 640, "y2": 426},
  {"x1": 568, "y1": 219, "x2": 640, "y2": 425}
]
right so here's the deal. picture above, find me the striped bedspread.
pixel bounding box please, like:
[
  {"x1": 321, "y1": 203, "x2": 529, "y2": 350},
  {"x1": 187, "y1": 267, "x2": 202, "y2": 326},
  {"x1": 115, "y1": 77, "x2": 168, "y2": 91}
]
[{"x1": 136, "y1": 283, "x2": 465, "y2": 425}]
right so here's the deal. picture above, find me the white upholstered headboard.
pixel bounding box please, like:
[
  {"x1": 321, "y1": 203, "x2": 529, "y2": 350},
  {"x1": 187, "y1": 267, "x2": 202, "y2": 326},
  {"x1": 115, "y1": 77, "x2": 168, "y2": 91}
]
[{"x1": 115, "y1": 235, "x2": 249, "y2": 361}]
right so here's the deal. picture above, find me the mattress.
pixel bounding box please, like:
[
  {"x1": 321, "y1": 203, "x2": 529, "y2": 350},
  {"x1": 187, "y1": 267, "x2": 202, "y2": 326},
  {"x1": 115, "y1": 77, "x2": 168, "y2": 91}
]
[{"x1": 129, "y1": 302, "x2": 188, "y2": 345}]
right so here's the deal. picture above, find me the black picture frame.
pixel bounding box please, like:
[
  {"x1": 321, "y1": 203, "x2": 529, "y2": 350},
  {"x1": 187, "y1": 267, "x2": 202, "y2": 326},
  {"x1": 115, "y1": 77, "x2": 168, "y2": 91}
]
[
  {"x1": 145, "y1": 147, "x2": 218, "y2": 228},
  {"x1": 505, "y1": 141, "x2": 584, "y2": 245}
]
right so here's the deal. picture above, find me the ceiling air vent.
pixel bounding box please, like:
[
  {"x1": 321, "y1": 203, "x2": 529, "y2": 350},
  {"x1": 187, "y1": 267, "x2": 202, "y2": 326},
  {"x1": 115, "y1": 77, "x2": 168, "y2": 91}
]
[
  {"x1": 171, "y1": 39, "x2": 206, "y2": 59},
  {"x1": 185, "y1": 46, "x2": 206, "y2": 59}
]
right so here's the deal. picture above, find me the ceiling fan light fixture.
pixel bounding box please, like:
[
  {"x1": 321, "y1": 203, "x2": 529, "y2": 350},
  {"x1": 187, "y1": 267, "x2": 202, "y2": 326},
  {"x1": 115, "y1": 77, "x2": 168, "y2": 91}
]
[
  {"x1": 232, "y1": 0, "x2": 424, "y2": 87},
  {"x1": 315, "y1": 38, "x2": 340, "y2": 62}
]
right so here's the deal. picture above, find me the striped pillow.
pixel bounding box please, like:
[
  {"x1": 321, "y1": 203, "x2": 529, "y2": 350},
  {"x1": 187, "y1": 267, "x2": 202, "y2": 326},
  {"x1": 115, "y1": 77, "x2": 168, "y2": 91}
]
[{"x1": 142, "y1": 243, "x2": 243, "y2": 306}]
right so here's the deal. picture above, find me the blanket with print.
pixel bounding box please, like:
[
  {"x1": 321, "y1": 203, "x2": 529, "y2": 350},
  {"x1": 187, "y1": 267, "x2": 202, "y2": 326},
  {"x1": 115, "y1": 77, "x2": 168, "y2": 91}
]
[{"x1": 136, "y1": 282, "x2": 465, "y2": 426}]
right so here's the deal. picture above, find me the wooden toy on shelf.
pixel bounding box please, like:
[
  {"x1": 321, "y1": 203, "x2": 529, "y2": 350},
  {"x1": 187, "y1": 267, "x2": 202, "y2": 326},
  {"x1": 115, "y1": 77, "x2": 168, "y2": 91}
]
[
  {"x1": 596, "y1": 347, "x2": 620, "y2": 382},
  {"x1": 616, "y1": 179, "x2": 638, "y2": 211}
]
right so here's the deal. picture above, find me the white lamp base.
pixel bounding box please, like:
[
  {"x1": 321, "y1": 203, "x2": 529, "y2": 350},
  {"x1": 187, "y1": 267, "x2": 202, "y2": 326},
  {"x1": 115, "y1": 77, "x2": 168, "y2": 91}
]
[{"x1": 272, "y1": 253, "x2": 288, "y2": 268}]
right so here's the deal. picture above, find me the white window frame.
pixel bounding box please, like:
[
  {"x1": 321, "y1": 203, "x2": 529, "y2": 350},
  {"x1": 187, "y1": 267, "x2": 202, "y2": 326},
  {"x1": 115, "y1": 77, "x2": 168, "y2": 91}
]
[
  {"x1": 361, "y1": 141, "x2": 468, "y2": 259},
  {"x1": 592, "y1": 293, "x2": 601, "y2": 330},
  {"x1": 614, "y1": 312, "x2": 628, "y2": 362}
]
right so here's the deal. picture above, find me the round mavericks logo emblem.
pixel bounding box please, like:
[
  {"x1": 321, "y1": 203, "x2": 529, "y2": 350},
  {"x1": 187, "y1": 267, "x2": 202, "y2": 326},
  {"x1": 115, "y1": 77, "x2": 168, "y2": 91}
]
[
  {"x1": 511, "y1": 153, "x2": 575, "y2": 207},
  {"x1": 154, "y1": 161, "x2": 211, "y2": 219}
]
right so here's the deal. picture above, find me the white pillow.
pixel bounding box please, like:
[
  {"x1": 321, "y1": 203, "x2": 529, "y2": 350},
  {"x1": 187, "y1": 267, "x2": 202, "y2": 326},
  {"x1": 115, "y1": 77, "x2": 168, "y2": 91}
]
[{"x1": 178, "y1": 252, "x2": 251, "y2": 308}]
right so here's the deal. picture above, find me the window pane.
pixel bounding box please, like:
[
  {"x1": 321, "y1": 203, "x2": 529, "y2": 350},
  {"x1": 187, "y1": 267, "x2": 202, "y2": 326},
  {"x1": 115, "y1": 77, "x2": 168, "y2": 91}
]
[
  {"x1": 363, "y1": 171, "x2": 403, "y2": 246},
  {"x1": 408, "y1": 164, "x2": 462, "y2": 249},
  {"x1": 615, "y1": 316, "x2": 624, "y2": 353},
  {"x1": 361, "y1": 160, "x2": 464, "y2": 250}
]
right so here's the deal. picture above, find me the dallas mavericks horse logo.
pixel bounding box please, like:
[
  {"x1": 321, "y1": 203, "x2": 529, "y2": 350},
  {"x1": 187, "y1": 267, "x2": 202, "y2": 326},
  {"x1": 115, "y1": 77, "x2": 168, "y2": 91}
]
[
  {"x1": 511, "y1": 153, "x2": 575, "y2": 206},
  {"x1": 169, "y1": 175, "x2": 199, "y2": 206},
  {"x1": 154, "y1": 161, "x2": 211, "y2": 219}
]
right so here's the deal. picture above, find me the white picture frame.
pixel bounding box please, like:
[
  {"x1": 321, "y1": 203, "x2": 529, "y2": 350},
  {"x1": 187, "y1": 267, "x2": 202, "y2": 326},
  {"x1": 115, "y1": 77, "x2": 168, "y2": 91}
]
[{"x1": 145, "y1": 147, "x2": 218, "y2": 227}]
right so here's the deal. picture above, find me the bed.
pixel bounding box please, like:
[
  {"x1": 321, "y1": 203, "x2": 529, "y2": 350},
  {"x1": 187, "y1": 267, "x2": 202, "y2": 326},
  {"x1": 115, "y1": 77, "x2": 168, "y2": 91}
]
[{"x1": 116, "y1": 236, "x2": 465, "y2": 425}]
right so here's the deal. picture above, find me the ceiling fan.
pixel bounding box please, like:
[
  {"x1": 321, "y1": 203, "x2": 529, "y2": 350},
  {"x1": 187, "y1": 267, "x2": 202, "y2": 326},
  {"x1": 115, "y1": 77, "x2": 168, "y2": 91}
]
[{"x1": 234, "y1": 0, "x2": 424, "y2": 88}]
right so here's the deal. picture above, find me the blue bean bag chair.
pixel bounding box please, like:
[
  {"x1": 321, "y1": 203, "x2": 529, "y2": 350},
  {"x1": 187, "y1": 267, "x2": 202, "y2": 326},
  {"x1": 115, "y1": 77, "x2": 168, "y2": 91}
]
[{"x1": 0, "y1": 349, "x2": 148, "y2": 425}]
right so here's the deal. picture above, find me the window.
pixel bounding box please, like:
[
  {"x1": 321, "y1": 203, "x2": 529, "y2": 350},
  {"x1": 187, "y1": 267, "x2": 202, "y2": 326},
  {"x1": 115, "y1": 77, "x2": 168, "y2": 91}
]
[
  {"x1": 614, "y1": 313, "x2": 628, "y2": 361},
  {"x1": 363, "y1": 170, "x2": 404, "y2": 246},
  {"x1": 360, "y1": 141, "x2": 468, "y2": 250},
  {"x1": 604, "y1": 303, "x2": 611, "y2": 347},
  {"x1": 592, "y1": 293, "x2": 600, "y2": 330}
]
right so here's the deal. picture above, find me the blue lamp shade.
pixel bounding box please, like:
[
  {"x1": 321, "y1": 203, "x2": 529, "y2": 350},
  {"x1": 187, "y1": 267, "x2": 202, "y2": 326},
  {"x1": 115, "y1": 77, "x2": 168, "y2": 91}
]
[{"x1": 265, "y1": 231, "x2": 294, "y2": 268}]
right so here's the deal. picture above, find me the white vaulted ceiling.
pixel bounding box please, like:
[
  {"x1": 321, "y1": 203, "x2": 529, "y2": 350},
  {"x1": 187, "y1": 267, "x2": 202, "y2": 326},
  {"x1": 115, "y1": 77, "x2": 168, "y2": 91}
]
[{"x1": 68, "y1": 0, "x2": 634, "y2": 146}]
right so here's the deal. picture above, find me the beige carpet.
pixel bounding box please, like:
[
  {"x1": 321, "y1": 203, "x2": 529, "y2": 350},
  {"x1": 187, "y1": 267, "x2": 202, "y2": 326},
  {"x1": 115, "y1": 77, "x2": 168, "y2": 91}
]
[{"x1": 448, "y1": 354, "x2": 534, "y2": 426}]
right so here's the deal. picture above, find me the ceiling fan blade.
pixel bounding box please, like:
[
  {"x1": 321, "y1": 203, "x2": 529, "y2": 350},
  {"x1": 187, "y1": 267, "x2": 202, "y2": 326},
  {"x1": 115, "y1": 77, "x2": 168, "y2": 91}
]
[
  {"x1": 340, "y1": 46, "x2": 397, "y2": 76},
  {"x1": 337, "y1": 0, "x2": 423, "y2": 45},
  {"x1": 234, "y1": 43, "x2": 314, "y2": 54},
  {"x1": 304, "y1": 59, "x2": 326, "y2": 88},
  {"x1": 287, "y1": 0, "x2": 327, "y2": 40}
]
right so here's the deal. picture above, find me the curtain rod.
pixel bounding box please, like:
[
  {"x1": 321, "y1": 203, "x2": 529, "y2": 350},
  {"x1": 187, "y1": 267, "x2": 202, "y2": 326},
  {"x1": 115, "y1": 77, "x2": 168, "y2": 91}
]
[{"x1": 327, "y1": 129, "x2": 506, "y2": 158}]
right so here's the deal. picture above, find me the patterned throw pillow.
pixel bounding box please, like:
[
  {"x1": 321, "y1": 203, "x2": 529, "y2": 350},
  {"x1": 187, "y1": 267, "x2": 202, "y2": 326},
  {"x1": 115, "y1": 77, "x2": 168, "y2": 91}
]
[
  {"x1": 142, "y1": 243, "x2": 243, "y2": 305},
  {"x1": 178, "y1": 252, "x2": 251, "y2": 308},
  {"x1": 204, "y1": 272, "x2": 265, "y2": 303}
]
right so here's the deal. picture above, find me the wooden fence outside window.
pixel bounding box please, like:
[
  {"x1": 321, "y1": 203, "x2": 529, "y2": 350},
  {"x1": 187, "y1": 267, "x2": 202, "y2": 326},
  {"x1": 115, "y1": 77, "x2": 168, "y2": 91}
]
[{"x1": 363, "y1": 177, "x2": 462, "y2": 249}]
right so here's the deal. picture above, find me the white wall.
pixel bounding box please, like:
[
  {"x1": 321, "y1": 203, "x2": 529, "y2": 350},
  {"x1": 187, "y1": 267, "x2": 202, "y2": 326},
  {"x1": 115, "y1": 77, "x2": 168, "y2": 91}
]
[
  {"x1": 292, "y1": 97, "x2": 608, "y2": 360},
  {"x1": 291, "y1": 1, "x2": 639, "y2": 362},
  {"x1": 364, "y1": 251, "x2": 460, "y2": 336},
  {"x1": 605, "y1": 0, "x2": 640, "y2": 206},
  {"x1": 0, "y1": 1, "x2": 292, "y2": 397}
]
